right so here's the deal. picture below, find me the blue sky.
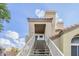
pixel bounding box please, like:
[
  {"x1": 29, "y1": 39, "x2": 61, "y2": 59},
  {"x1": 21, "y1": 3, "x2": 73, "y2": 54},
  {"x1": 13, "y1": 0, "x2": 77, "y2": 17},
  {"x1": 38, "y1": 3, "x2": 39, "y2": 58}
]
[
  {"x1": 3, "y1": 4, "x2": 79, "y2": 37},
  {"x1": 0, "y1": 3, "x2": 79, "y2": 48},
  {"x1": 6, "y1": 3, "x2": 79, "y2": 37}
]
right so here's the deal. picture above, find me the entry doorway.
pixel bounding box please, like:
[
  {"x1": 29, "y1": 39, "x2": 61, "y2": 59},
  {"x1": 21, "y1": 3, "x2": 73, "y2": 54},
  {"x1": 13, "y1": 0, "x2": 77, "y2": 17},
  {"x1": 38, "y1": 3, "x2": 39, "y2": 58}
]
[{"x1": 35, "y1": 34, "x2": 45, "y2": 40}]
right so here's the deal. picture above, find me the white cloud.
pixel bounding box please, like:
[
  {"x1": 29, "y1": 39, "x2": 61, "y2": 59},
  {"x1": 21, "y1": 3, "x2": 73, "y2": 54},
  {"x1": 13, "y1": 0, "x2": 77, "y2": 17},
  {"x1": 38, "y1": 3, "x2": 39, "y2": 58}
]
[
  {"x1": 35, "y1": 9, "x2": 45, "y2": 18},
  {"x1": 0, "y1": 37, "x2": 25, "y2": 48},
  {"x1": 58, "y1": 18, "x2": 63, "y2": 22},
  {"x1": 5, "y1": 30, "x2": 19, "y2": 40},
  {"x1": 0, "y1": 30, "x2": 26, "y2": 48},
  {"x1": 0, "y1": 38, "x2": 16, "y2": 48},
  {"x1": 0, "y1": 38, "x2": 11, "y2": 45},
  {"x1": 20, "y1": 40, "x2": 25, "y2": 46},
  {"x1": 19, "y1": 38, "x2": 25, "y2": 42},
  {"x1": 56, "y1": 13, "x2": 63, "y2": 23},
  {"x1": 56, "y1": 13, "x2": 59, "y2": 19},
  {"x1": 14, "y1": 38, "x2": 25, "y2": 48}
]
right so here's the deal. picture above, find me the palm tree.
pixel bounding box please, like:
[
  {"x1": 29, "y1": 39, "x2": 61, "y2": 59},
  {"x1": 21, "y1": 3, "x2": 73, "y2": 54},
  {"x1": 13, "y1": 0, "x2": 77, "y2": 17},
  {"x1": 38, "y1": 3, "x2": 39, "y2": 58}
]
[{"x1": 0, "y1": 3, "x2": 10, "y2": 32}]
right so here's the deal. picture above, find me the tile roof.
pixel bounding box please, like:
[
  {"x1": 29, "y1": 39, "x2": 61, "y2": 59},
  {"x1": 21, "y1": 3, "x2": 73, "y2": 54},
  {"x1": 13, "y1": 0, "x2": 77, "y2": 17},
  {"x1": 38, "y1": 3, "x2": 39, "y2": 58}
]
[
  {"x1": 50, "y1": 30, "x2": 63, "y2": 40},
  {"x1": 51, "y1": 24, "x2": 79, "y2": 39},
  {"x1": 63, "y1": 24, "x2": 79, "y2": 33},
  {"x1": 28, "y1": 17, "x2": 53, "y2": 22}
]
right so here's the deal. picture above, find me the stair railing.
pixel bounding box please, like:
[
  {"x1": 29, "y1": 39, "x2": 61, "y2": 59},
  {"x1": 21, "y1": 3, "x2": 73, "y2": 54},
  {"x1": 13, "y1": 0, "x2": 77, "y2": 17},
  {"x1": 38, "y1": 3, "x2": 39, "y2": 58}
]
[
  {"x1": 45, "y1": 37, "x2": 64, "y2": 56},
  {"x1": 17, "y1": 35, "x2": 35, "y2": 56}
]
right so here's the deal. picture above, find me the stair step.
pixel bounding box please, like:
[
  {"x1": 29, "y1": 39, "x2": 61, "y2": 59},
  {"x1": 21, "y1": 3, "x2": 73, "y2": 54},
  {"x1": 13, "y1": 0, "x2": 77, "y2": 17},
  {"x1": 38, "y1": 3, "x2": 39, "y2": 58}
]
[{"x1": 29, "y1": 40, "x2": 51, "y2": 56}]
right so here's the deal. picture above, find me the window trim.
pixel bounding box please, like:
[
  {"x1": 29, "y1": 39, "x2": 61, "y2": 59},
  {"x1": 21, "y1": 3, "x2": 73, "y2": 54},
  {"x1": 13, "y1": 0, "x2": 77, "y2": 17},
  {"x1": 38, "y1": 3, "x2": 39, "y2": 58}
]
[{"x1": 71, "y1": 43, "x2": 79, "y2": 46}]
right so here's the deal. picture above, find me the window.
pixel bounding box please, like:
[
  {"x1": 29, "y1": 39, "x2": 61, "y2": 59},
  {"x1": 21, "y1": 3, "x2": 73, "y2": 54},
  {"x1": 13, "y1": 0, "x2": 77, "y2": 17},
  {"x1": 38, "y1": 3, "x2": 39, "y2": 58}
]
[
  {"x1": 40, "y1": 35, "x2": 43, "y2": 38},
  {"x1": 71, "y1": 46, "x2": 77, "y2": 56},
  {"x1": 71, "y1": 36, "x2": 79, "y2": 56}
]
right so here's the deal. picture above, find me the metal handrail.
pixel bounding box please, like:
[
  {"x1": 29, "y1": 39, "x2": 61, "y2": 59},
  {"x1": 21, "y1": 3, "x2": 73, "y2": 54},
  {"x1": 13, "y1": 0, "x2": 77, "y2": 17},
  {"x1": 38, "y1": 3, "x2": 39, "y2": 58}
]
[
  {"x1": 45, "y1": 37, "x2": 64, "y2": 56},
  {"x1": 17, "y1": 35, "x2": 35, "y2": 56}
]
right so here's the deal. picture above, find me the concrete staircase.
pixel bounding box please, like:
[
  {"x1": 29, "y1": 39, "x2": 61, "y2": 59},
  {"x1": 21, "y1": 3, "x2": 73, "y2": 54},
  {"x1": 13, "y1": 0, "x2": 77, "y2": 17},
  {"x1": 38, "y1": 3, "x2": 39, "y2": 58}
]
[
  {"x1": 29, "y1": 40, "x2": 51, "y2": 56},
  {"x1": 17, "y1": 36, "x2": 64, "y2": 56}
]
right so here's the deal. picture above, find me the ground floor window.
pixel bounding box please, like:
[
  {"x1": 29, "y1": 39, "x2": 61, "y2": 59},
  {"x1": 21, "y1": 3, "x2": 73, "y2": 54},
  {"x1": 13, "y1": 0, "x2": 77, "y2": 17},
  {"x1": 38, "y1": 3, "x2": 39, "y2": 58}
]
[
  {"x1": 71, "y1": 45, "x2": 79, "y2": 56},
  {"x1": 71, "y1": 36, "x2": 79, "y2": 56}
]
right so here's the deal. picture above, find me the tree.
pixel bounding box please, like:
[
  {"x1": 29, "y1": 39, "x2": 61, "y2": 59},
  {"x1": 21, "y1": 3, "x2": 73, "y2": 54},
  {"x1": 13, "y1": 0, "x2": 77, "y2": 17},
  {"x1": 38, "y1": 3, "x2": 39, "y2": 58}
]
[{"x1": 0, "y1": 3, "x2": 10, "y2": 32}]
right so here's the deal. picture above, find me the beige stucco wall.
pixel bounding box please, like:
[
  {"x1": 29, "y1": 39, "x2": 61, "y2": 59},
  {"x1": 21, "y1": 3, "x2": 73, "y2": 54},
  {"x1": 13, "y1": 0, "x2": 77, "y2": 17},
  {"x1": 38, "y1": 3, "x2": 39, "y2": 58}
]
[
  {"x1": 44, "y1": 11, "x2": 56, "y2": 18},
  {"x1": 45, "y1": 22, "x2": 53, "y2": 37},
  {"x1": 44, "y1": 11, "x2": 56, "y2": 36},
  {"x1": 59, "y1": 35, "x2": 64, "y2": 54},
  {"x1": 53, "y1": 38, "x2": 60, "y2": 48},
  {"x1": 29, "y1": 22, "x2": 35, "y2": 36},
  {"x1": 60, "y1": 27, "x2": 79, "y2": 56}
]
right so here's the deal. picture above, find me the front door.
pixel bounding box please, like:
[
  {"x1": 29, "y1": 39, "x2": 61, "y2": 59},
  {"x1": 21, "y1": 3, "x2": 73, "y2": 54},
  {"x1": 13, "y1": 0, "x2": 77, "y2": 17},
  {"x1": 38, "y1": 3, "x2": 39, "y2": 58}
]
[{"x1": 35, "y1": 34, "x2": 44, "y2": 40}]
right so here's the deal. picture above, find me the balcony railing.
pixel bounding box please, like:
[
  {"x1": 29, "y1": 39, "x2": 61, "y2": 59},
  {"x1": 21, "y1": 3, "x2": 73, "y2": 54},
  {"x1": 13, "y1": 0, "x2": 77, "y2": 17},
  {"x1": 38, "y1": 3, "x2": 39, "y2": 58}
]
[{"x1": 45, "y1": 37, "x2": 64, "y2": 56}]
